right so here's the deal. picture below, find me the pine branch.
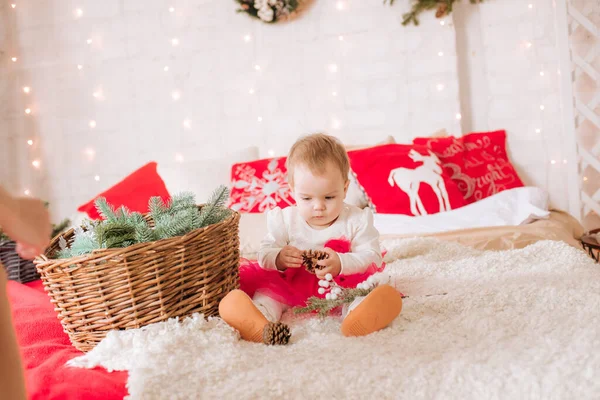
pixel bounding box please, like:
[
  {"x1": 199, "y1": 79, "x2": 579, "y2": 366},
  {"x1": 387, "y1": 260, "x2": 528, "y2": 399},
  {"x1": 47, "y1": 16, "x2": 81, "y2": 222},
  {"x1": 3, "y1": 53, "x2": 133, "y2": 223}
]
[
  {"x1": 385, "y1": 0, "x2": 483, "y2": 26},
  {"x1": 95, "y1": 197, "x2": 118, "y2": 222},
  {"x1": 51, "y1": 219, "x2": 71, "y2": 239},
  {"x1": 197, "y1": 186, "x2": 230, "y2": 228},
  {"x1": 294, "y1": 287, "x2": 374, "y2": 317}
]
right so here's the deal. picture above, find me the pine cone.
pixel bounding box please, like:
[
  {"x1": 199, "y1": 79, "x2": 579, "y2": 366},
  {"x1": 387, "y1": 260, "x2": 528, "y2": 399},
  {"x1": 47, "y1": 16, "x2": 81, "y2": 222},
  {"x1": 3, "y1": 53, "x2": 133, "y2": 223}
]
[
  {"x1": 262, "y1": 322, "x2": 291, "y2": 345},
  {"x1": 301, "y1": 249, "x2": 329, "y2": 274},
  {"x1": 435, "y1": 3, "x2": 448, "y2": 18}
]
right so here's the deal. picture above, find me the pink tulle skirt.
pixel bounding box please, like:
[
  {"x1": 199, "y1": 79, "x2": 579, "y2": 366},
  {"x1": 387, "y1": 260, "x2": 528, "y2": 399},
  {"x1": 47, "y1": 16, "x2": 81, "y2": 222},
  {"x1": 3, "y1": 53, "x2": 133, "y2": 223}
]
[{"x1": 239, "y1": 238, "x2": 386, "y2": 307}]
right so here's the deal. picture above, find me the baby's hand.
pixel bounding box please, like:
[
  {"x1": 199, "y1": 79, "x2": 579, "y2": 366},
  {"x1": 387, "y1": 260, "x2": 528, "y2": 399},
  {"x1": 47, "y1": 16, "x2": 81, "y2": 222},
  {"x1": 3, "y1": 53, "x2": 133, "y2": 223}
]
[
  {"x1": 315, "y1": 248, "x2": 341, "y2": 279},
  {"x1": 275, "y1": 245, "x2": 303, "y2": 270}
]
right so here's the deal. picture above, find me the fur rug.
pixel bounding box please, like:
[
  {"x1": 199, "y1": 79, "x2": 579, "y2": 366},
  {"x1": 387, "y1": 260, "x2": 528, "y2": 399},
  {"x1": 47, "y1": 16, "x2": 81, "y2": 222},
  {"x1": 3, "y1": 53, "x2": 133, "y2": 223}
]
[{"x1": 69, "y1": 238, "x2": 600, "y2": 399}]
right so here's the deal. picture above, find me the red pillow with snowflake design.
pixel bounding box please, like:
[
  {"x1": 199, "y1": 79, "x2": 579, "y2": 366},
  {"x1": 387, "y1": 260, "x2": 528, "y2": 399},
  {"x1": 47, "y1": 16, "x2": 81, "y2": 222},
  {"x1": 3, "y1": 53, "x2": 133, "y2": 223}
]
[
  {"x1": 413, "y1": 130, "x2": 524, "y2": 203},
  {"x1": 347, "y1": 144, "x2": 467, "y2": 215},
  {"x1": 229, "y1": 157, "x2": 295, "y2": 213}
]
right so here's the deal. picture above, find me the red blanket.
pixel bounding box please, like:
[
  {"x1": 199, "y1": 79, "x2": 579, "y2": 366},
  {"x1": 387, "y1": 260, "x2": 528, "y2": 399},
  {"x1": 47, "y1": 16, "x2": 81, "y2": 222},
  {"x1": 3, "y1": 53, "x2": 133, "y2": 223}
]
[{"x1": 7, "y1": 280, "x2": 128, "y2": 400}]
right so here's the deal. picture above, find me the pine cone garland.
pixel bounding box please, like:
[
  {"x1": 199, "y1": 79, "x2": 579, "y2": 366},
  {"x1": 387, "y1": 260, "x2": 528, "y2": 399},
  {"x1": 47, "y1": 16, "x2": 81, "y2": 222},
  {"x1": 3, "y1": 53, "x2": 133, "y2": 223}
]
[
  {"x1": 301, "y1": 249, "x2": 329, "y2": 274},
  {"x1": 262, "y1": 322, "x2": 291, "y2": 345}
]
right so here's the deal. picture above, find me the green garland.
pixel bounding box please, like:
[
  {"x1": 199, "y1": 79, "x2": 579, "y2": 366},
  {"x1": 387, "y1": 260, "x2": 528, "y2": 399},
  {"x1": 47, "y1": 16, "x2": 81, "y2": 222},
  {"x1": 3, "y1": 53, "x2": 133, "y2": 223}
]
[
  {"x1": 294, "y1": 285, "x2": 376, "y2": 317},
  {"x1": 384, "y1": 0, "x2": 484, "y2": 26},
  {"x1": 56, "y1": 186, "x2": 232, "y2": 259}
]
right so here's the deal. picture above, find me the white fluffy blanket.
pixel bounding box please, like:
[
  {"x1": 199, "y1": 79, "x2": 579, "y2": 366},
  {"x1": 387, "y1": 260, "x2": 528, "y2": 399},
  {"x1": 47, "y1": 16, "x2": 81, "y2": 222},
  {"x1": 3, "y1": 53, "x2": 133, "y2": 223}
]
[{"x1": 69, "y1": 238, "x2": 600, "y2": 399}]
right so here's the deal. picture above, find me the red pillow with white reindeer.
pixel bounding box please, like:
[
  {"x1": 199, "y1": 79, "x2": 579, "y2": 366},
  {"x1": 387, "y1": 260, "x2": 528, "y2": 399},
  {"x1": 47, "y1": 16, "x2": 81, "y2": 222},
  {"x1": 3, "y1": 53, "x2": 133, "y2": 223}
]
[
  {"x1": 413, "y1": 130, "x2": 524, "y2": 203},
  {"x1": 347, "y1": 144, "x2": 467, "y2": 215},
  {"x1": 229, "y1": 157, "x2": 296, "y2": 213}
]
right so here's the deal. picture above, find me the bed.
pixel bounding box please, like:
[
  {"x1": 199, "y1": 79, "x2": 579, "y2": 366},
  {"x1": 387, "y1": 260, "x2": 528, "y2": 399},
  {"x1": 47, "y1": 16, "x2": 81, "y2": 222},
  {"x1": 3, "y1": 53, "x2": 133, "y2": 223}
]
[{"x1": 6, "y1": 134, "x2": 598, "y2": 399}]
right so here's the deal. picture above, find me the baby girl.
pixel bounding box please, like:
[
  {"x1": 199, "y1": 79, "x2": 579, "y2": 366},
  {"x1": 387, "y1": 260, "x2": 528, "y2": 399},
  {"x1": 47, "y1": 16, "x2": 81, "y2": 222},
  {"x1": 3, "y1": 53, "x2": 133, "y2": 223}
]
[{"x1": 219, "y1": 133, "x2": 403, "y2": 343}]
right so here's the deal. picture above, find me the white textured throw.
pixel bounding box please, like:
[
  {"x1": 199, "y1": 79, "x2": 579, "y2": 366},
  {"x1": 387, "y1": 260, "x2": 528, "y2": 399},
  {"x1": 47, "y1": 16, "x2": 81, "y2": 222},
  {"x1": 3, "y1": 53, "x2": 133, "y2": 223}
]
[{"x1": 69, "y1": 238, "x2": 600, "y2": 399}]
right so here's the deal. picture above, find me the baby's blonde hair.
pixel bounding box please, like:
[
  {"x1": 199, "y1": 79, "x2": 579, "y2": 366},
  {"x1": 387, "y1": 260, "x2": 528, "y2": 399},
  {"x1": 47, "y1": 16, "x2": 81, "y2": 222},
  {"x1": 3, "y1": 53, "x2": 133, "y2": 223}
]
[{"x1": 286, "y1": 133, "x2": 349, "y2": 187}]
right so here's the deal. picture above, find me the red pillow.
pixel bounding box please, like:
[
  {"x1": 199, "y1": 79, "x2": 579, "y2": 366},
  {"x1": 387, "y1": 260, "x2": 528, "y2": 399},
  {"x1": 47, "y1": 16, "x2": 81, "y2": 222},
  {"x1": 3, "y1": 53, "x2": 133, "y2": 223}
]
[
  {"x1": 413, "y1": 130, "x2": 524, "y2": 203},
  {"x1": 78, "y1": 162, "x2": 171, "y2": 219},
  {"x1": 229, "y1": 157, "x2": 295, "y2": 213},
  {"x1": 347, "y1": 144, "x2": 467, "y2": 215}
]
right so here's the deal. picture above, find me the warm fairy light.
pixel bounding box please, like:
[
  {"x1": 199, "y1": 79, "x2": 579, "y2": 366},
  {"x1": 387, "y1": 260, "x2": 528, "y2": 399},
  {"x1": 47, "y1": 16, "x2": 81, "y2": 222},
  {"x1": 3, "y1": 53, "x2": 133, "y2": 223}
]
[
  {"x1": 27, "y1": 140, "x2": 33, "y2": 146},
  {"x1": 328, "y1": 64, "x2": 338, "y2": 73},
  {"x1": 183, "y1": 119, "x2": 191, "y2": 129},
  {"x1": 23, "y1": 86, "x2": 30, "y2": 93},
  {"x1": 94, "y1": 175, "x2": 100, "y2": 181},
  {"x1": 540, "y1": 105, "x2": 545, "y2": 110},
  {"x1": 11, "y1": 57, "x2": 17, "y2": 62},
  {"x1": 268, "y1": 149, "x2": 275, "y2": 157},
  {"x1": 172, "y1": 91, "x2": 181, "y2": 101},
  {"x1": 456, "y1": 113, "x2": 462, "y2": 120},
  {"x1": 32, "y1": 160, "x2": 41, "y2": 168},
  {"x1": 254, "y1": 65, "x2": 261, "y2": 71},
  {"x1": 25, "y1": 108, "x2": 31, "y2": 114},
  {"x1": 336, "y1": 1, "x2": 345, "y2": 10},
  {"x1": 24, "y1": 189, "x2": 30, "y2": 196},
  {"x1": 338, "y1": 35, "x2": 344, "y2": 41},
  {"x1": 171, "y1": 38, "x2": 179, "y2": 46},
  {"x1": 551, "y1": 160, "x2": 556, "y2": 164},
  {"x1": 77, "y1": 64, "x2": 83, "y2": 70},
  {"x1": 257, "y1": 116, "x2": 263, "y2": 122},
  {"x1": 87, "y1": 38, "x2": 92, "y2": 44},
  {"x1": 249, "y1": 88, "x2": 255, "y2": 94},
  {"x1": 437, "y1": 84, "x2": 445, "y2": 91},
  {"x1": 84, "y1": 148, "x2": 96, "y2": 161},
  {"x1": 169, "y1": 7, "x2": 175, "y2": 12},
  {"x1": 244, "y1": 34, "x2": 251, "y2": 42},
  {"x1": 89, "y1": 120, "x2": 96, "y2": 128},
  {"x1": 175, "y1": 153, "x2": 184, "y2": 162},
  {"x1": 74, "y1": 8, "x2": 83, "y2": 18}
]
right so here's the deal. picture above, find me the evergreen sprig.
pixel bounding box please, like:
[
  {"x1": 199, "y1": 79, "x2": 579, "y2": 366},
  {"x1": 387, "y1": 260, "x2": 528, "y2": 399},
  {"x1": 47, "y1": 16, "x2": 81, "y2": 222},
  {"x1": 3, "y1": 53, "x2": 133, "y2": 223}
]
[
  {"x1": 55, "y1": 186, "x2": 232, "y2": 259},
  {"x1": 294, "y1": 286, "x2": 375, "y2": 317},
  {"x1": 384, "y1": 0, "x2": 483, "y2": 26}
]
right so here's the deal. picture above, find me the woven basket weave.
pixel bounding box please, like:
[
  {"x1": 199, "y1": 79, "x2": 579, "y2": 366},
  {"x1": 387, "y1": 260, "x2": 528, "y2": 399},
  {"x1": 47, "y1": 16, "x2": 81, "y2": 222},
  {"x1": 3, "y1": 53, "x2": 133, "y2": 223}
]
[
  {"x1": 0, "y1": 240, "x2": 40, "y2": 283},
  {"x1": 34, "y1": 208, "x2": 240, "y2": 352}
]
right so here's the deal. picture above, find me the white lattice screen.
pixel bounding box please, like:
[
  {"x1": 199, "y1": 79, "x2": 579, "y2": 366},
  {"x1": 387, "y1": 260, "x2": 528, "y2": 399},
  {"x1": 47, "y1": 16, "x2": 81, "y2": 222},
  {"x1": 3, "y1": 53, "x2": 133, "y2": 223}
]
[{"x1": 557, "y1": 0, "x2": 600, "y2": 230}]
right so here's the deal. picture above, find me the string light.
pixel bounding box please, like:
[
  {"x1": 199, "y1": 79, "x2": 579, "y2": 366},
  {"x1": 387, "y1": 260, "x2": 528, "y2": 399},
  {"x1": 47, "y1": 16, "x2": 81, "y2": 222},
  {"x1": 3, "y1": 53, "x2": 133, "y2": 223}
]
[
  {"x1": 551, "y1": 160, "x2": 556, "y2": 164},
  {"x1": 171, "y1": 38, "x2": 179, "y2": 46},
  {"x1": 257, "y1": 116, "x2": 263, "y2": 122},
  {"x1": 175, "y1": 153, "x2": 184, "y2": 162},
  {"x1": 328, "y1": 64, "x2": 338, "y2": 73},
  {"x1": 32, "y1": 160, "x2": 40, "y2": 168},
  {"x1": 24, "y1": 189, "x2": 30, "y2": 196},
  {"x1": 11, "y1": 4, "x2": 16, "y2": 9},
  {"x1": 24, "y1": 108, "x2": 31, "y2": 114},
  {"x1": 456, "y1": 113, "x2": 462, "y2": 120},
  {"x1": 536, "y1": 128, "x2": 541, "y2": 133},
  {"x1": 539, "y1": 71, "x2": 545, "y2": 76},
  {"x1": 89, "y1": 120, "x2": 96, "y2": 128},
  {"x1": 438, "y1": 51, "x2": 444, "y2": 57},
  {"x1": 77, "y1": 64, "x2": 83, "y2": 70},
  {"x1": 248, "y1": 88, "x2": 255, "y2": 94},
  {"x1": 332, "y1": 118, "x2": 341, "y2": 129},
  {"x1": 164, "y1": 66, "x2": 169, "y2": 72},
  {"x1": 540, "y1": 105, "x2": 545, "y2": 110},
  {"x1": 254, "y1": 65, "x2": 261, "y2": 71},
  {"x1": 528, "y1": 3, "x2": 533, "y2": 9},
  {"x1": 268, "y1": 149, "x2": 275, "y2": 157},
  {"x1": 524, "y1": 41, "x2": 533, "y2": 48},
  {"x1": 171, "y1": 91, "x2": 181, "y2": 101},
  {"x1": 84, "y1": 148, "x2": 95, "y2": 161},
  {"x1": 27, "y1": 140, "x2": 33, "y2": 146},
  {"x1": 11, "y1": 57, "x2": 17, "y2": 62},
  {"x1": 563, "y1": 159, "x2": 567, "y2": 164},
  {"x1": 94, "y1": 175, "x2": 100, "y2": 181},
  {"x1": 436, "y1": 84, "x2": 445, "y2": 91},
  {"x1": 440, "y1": 20, "x2": 445, "y2": 26},
  {"x1": 87, "y1": 38, "x2": 92, "y2": 44},
  {"x1": 584, "y1": 177, "x2": 588, "y2": 182},
  {"x1": 74, "y1": 8, "x2": 83, "y2": 18},
  {"x1": 332, "y1": 91, "x2": 337, "y2": 96},
  {"x1": 243, "y1": 34, "x2": 252, "y2": 42},
  {"x1": 336, "y1": 1, "x2": 345, "y2": 10},
  {"x1": 183, "y1": 119, "x2": 191, "y2": 129},
  {"x1": 23, "y1": 86, "x2": 30, "y2": 94},
  {"x1": 169, "y1": 6, "x2": 175, "y2": 13},
  {"x1": 338, "y1": 35, "x2": 344, "y2": 41}
]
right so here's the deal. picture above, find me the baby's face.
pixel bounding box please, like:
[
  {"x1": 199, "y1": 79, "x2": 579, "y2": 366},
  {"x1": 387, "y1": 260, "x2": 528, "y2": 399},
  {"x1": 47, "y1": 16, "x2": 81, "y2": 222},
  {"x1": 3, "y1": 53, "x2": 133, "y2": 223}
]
[{"x1": 291, "y1": 162, "x2": 348, "y2": 229}]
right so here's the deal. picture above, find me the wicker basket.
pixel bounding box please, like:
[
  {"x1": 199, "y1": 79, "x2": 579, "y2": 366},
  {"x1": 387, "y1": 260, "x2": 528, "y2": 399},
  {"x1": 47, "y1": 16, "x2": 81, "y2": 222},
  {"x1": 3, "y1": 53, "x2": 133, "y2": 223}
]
[
  {"x1": 34, "y1": 208, "x2": 240, "y2": 352},
  {"x1": 0, "y1": 240, "x2": 40, "y2": 283}
]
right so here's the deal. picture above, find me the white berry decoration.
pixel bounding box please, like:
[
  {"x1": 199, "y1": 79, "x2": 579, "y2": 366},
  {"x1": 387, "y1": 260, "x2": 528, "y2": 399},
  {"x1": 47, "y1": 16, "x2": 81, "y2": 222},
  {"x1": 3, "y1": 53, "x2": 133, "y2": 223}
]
[
  {"x1": 332, "y1": 287, "x2": 342, "y2": 295},
  {"x1": 331, "y1": 293, "x2": 338, "y2": 300},
  {"x1": 318, "y1": 288, "x2": 326, "y2": 295},
  {"x1": 325, "y1": 293, "x2": 332, "y2": 300},
  {"x1": 325, "y1": 273, "x2": 333, "y2": 281},
  {"x1": 318, "y1": 280, "x2": 330, "y2": 288}
]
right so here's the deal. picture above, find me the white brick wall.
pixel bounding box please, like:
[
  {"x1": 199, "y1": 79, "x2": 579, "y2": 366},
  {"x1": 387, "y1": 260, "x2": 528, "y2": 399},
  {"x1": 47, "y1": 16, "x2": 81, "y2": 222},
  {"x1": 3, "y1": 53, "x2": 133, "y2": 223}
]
[{"x1": 0, "y1": 0, "x2": 575, "y2": 221}]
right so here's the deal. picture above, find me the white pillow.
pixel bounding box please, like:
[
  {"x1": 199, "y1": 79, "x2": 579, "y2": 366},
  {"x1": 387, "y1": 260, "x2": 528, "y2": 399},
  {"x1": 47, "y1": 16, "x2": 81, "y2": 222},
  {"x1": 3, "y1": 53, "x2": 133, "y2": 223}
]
[{"x1": 158, "y1": 147, "x2": 260, "y2": 203}]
